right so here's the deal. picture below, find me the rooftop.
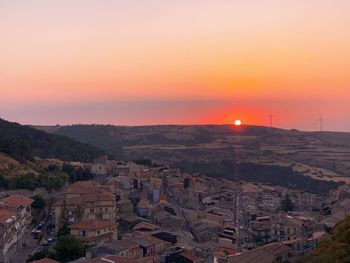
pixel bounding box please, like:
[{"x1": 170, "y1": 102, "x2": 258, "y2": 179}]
[
  {"x1": 32, "y1": 258, "x2": 60, "y2": 263},
  {"x1": 0, "y1": 208, "x2": 16, "y2": 224},
  {"x1": 69, "y1": 219, "x2": 114, "y2": 230},
  {"x1": 0, "y1": 194, "x2": 33, "y2": 209}
]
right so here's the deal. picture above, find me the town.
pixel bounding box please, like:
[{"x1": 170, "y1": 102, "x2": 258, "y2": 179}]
[{"x1": 1, "y1": 155, "x2": 349, "y2": 263}]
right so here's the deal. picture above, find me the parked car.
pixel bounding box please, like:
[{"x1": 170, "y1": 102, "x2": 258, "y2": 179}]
[
  {"x1": 31, "y1": 228, "x2": 37, "y2": 236},
  {"x1": 48, "y1": 236, "x2": 56, "y2": 242},
  {"x1": 42, "y1": 240, "x2": 49, "y2": 246}
]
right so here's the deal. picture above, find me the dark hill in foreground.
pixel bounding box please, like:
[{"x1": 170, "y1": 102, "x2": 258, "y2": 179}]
[{"x1": 0, "y1": 119, "x2": 105, "y2": 162}]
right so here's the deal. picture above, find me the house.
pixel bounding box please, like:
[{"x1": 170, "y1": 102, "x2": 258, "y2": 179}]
[
  {"x1": 165, "y1": 251, "x2": 203, "y2": 263},
  {"x1": 282, "y1": 230, "x2": 330, "y2": 259},
  {"x1": 69, "y1": 219, "x2": 117, "y2": 245},
  {"x1": 88, "y1": 254, "x2": 157, "y2": 263},
  {"x1": 113, "y1": 239, "x2": 143, "y2": 258},
  {"x1": 0, "y1": 194, "x2": 33, "y2": 263},
  {"x1": 133, "y1": 222, "x2": 160, "y2": 233},
  {"x1": 54, "y1": 181, "x2": 117, "y2": 226},
  {"x1": 228, "y1": 242, "x2": 291, "y2": 263},
  {"x1": 137, "y1": 199, "x2": 152, "y2": 218},
  {"x1": 91, "y1": 156, "x2": 112, "y2": 175},
  {"x1": 124, "y1": 233, "x2": 170, "y2": 257},
  {"x1": 32, "y1": 258, "x2": 60, "y2": 263},
  {"x1": 250, "y1": 216, "x2": 272, "y2": 245},
  {"x1": 117, "y1": 200, "x2": 133, "y2": 214},
  {"x1": 85, "y1": 239, "x2": 142, "y2": 259},
  {"x1": 213, "y1": 247, "x2": 236, "y2": 263},
  {"x1": 191, "y1": 220, "x2": 220, "y2": 243}
]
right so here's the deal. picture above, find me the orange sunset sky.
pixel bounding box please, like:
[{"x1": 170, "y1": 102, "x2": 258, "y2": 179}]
[{"x1": 1, "y1": 1, "x2": 350, "y2": 130}]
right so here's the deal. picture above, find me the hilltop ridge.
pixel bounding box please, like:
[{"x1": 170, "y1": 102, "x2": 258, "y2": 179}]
[{"x1": 35, "y1": 124, "x2": 350, "y2": 183}]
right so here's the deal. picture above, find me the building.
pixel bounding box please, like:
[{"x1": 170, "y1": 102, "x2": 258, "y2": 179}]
[
  {"x1": 250, "y1": 216, "x2": 271, "y2": 245},
  {"x1": 228, "y1": 242, "x2": 291, "y2": 263},
  {"x1": 88, "y1": 254, "x2": 157, "y2": 263},
  {"x1": 69, "y1": 219, "x2": 117, "y2": 245},
  {"x1": 54, "y1": 181, "x2": 117, "y2": 227},
  {"x1": 0, "y1": 194, "x2": 33, "y2": 263},
  {"x1": 32, "y1": 258, "x2": 60, "y2": 263},
  {"x1": 165, "y1": 251, "x2": 203, "y2": 263}
]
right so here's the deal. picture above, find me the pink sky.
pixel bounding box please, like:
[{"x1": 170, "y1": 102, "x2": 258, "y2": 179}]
[{"x1": 1, "y1": 1, "x2": 350, "y2": 130}]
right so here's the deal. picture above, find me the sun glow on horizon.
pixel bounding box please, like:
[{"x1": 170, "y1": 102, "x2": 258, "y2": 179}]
[{"x1": 234, "y1": 119, "x2": 242, "y2": 126}]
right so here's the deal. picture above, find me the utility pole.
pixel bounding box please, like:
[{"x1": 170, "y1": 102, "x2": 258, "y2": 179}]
[{"x1": 234, "y1": 146, "x2": 242, "y2": 252}]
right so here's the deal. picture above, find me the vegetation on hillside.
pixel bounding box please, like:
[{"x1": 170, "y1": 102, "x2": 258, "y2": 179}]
[
  {"x1": 302, "y1": 216, "x2": 350, "y2": 263},
  {"x1": 54, "y1": 124, "x2": 125, "y2": 158},
  {"x1": 0, "y1": 118, "x2": 105, "y2": 162},
  {"x1": 0, "y1": 172, "x2": 68, "y2": 191}
]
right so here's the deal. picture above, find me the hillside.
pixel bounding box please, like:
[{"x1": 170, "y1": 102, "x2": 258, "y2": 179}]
[
  {"x1": 36, "y1": 124, "x2": 350, "y2": 188},
  {"x1": 0, "y1": 152, "x2": 37, "y2": 177},
  {"x1": 0, "y1": 118, "x2": 105, "y2": 163}
]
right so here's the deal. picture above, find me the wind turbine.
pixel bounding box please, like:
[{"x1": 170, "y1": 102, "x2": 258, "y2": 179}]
[
  {"x1": 317, "y1": 114, "x2": 323, "y2": 132},
  {"x1": 269, "y1": 113, "x2": 274, "y2": 128}
]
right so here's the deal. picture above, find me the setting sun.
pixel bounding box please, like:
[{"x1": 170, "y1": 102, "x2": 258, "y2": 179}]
[{"x1": 234, "y1": 120, "x2": 242, "y2": 126}]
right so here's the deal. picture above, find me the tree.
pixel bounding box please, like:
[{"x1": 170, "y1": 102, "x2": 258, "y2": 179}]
[
  {"x1": 302, "y1": 216, "x2": 350, "y2": 263},
  {"x1": 0, "y1": 174, "x2": 8, "y2": 189},
  {"x1": 31, "y1": 195, "x2": 47, "y2": 210},
  {"x1": 281, "y1": 193, "x2": 294, "y2": 212},
  {"x1": 27, "y1": 248, "x2": 49, "y2": 262},
  {"x1": 57, "y1": 199, "x2": 70, "y2": 237},
  {"x1": 54, "y1": 235, "x2": 84, "y2": 262},
  {"x1": 82, "y1": 168, "x2": 92, "y2": 180},
  {"x1": 75, "y1": 205, "x2": 84, "y2": 222},
  {"x1": 62, "y1": 163, "x2": 77, "y2": 182}
]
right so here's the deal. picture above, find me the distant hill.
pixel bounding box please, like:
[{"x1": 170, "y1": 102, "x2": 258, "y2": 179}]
[
  {"x1": 0, "y1": 119, "x2": 105, "y2": 163},
  {"x1": 34, "y1": 124, "x2": 350, "y2": 191}
]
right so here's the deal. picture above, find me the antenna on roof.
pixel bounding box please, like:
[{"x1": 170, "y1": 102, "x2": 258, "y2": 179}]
[{"x1": 317, "y1": 114, "x2": 323, "y2": 132}]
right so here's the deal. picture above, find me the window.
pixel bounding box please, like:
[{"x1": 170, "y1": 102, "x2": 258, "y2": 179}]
[{"x1": 90, "y1": 209, "x2": 94, "y2": 213}]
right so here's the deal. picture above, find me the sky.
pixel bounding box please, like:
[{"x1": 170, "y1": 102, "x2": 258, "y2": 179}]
[{"x1": 1, "y1": 0, "x2": 350, "y2": 131}]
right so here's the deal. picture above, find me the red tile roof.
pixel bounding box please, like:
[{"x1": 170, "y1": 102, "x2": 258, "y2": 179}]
[
  {"x1": 0, "y1": 194, "x2": 33, "y2": 209},
  {"x1": 213, "y1": 247, "x2": 236, "y2": 257},
  {"x1": 0, "y1": 209, "x2": 16, "y2": 224},
  {"x1": 89, "y1": 255, "x2": 135, "y2": 263},
  {"x1": 82, "y1": 191, "x2": 114, "y2": 202},
  {"x1": 89, "y1": 255, "x2": 157, "y2": 263},
  {"x1": 32, "y1": 258, "x2": 60, "y2": 263},
  {"x1": 180, "y1": 251, "x2": 200, "y2": 262},
  {"x1": 65, "y1": 180, "x2": 100, "y2": 194},
  {"x1": 159, "y1": 194, "x2": 167, "y2": 201},
  {"x1": 132, "y1": 232, "x2": 165, "y2": 245},
  {"x1": 115, "y1": 238, "x2": 140, "y2": 249},
  {"x1": 69, "y1": 219, "x2": 114, "y2": 230},
  {"x1": 78, "y1": 232, "x2": 113, "y2": 242},
  {"x1": 54, "y1": 197, "x2": 81, "y2": 207}
]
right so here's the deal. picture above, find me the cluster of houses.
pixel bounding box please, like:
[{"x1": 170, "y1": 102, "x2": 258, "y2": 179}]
[
  {"x1": 0, "y1": 194, "x2": 34, "y2": 263},
  {"x1": 2, "y1": 155, "x2": 350, "y2": 263}
]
